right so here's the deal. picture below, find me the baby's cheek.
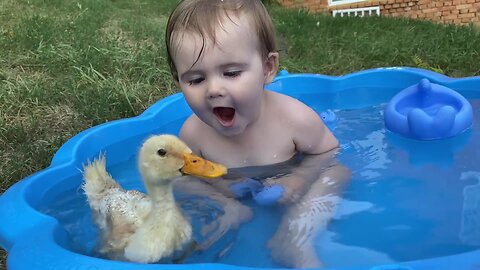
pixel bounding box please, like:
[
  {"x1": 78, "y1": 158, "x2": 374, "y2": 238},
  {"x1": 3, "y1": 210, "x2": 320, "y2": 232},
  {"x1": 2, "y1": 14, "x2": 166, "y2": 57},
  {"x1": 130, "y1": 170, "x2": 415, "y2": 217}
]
[{"x1": 184, "y1": 96, "x2": 206, "y2": 113}]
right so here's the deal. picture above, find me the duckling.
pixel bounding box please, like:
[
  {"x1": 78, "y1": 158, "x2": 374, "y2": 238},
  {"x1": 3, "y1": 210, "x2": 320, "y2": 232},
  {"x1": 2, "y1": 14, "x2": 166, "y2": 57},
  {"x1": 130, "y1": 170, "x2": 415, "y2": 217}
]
[{"x1": 82, "y1": 134, "x2": 227, "y2": 263}]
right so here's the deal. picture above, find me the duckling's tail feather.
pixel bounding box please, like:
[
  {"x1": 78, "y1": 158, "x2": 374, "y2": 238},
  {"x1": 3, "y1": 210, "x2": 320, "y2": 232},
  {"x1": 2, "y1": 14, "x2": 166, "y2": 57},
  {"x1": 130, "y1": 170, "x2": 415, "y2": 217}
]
[{"x1": 82, "y1": 154, "x2": 120, "y2": 202}]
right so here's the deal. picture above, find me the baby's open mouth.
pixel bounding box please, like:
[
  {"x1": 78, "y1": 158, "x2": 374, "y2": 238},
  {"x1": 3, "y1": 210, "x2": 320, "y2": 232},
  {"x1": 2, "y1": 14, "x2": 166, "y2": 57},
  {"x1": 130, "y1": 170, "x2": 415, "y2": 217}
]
[{"x1": 213, "y1": 107, "x2": 235, "y2": 127}]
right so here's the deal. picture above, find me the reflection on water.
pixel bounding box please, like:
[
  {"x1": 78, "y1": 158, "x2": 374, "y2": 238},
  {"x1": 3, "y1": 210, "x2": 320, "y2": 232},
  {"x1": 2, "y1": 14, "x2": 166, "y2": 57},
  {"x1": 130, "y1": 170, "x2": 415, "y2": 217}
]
[
  {"x1": 325, "y1": 100, "x2": 480, "y2": 268},
  {"x1": 41, "y1": 100, "x2": 480, "y2": 269},
  {"x1": 459, "y1": 171, "x2": 480, "y2": 246}
]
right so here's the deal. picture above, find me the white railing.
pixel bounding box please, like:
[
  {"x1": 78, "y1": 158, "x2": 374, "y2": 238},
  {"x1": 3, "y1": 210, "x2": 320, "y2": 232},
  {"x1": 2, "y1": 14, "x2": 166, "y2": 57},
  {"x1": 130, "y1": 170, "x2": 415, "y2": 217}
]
[{"x1": 332, "y1": 6, "x2": 380, "y2": 17}]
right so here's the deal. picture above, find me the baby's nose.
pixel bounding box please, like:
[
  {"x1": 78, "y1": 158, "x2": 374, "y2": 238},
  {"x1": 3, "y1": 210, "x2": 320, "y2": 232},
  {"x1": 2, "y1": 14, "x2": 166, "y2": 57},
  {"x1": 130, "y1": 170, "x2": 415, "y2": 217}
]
[{"x1": 206, "y1": 78, "x2": 225, "y2": 98}]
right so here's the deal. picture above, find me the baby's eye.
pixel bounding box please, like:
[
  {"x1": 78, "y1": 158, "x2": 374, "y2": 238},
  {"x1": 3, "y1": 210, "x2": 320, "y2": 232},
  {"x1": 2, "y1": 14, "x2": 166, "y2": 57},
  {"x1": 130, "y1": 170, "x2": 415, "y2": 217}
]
[
  {"x1": 187, "y1": 77, "x2": 204, "y2": 86},
  {"x1": 224, "y1": 70, "x2": 241, "y2": 78}
]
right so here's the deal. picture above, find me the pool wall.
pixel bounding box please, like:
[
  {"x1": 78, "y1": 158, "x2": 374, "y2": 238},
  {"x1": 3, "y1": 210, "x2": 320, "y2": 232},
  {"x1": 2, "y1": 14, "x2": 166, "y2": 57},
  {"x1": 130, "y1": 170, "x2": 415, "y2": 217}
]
[{"x1": 1, "y1": 67, "x2": 480, "y2": 270}]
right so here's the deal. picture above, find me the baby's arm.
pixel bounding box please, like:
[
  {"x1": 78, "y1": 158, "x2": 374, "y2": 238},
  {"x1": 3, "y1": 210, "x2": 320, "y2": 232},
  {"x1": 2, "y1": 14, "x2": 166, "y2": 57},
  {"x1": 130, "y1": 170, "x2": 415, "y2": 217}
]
[
  {"x1": 264, "y1": 148, "x2": 344, "y2": 204},
  {"x1": 269, "y1": 100, "x2": 350, "y2": 266},
  {"x1": 265, "y1": 99, "x2": 340, "y2": 204},
  {"x1": 290, "y1": 100, "x2": 338, "y2": 155},
  {"x1": 173, "y1": 176, "x2": 253, "y2": 249},
  {"x1": 268, "y1": 162, "x2": 351, "y2": 268}
]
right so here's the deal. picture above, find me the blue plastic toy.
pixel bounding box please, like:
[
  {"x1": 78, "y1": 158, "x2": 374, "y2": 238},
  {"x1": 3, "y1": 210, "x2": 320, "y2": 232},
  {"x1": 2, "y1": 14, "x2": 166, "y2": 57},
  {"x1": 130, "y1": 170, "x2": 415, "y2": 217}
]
[
  {"x1": 252, "y1": 184, "x2": 284, "y2": 206},
  {"x1": 228, "y1": 178, "x2": 284, "y2": 206},
  {"x1": 384, "y1": 78, "x2": 473, "y2": 140},
  {"x1": 320, "y1": 109, "x2": 337, "y2": 124}
]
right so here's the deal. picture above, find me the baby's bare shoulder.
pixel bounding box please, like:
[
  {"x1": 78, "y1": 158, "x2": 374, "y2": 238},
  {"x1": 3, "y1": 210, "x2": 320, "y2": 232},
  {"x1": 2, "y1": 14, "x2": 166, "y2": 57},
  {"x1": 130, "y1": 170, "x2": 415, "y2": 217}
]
[
  {"x1": 267, "y1": 91, "x2": 338, "y2": 153},
  {"x1": 268, "y1": 91, "x2": 320, "y2": 122}
]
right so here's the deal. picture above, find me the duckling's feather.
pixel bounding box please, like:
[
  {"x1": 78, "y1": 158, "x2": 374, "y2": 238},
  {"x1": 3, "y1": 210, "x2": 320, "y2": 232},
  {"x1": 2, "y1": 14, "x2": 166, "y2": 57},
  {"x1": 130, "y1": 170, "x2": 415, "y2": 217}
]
[{"x1": 82, "y1": 156, "x2": 152, "y2": 259}]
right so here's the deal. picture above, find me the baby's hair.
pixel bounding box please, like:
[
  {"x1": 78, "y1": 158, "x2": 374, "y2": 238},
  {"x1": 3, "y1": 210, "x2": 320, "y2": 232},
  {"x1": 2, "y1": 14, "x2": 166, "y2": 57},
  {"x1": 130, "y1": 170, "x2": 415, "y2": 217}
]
[{"x1": 165, "y1": 0, "x2": 277, "y2": 81}]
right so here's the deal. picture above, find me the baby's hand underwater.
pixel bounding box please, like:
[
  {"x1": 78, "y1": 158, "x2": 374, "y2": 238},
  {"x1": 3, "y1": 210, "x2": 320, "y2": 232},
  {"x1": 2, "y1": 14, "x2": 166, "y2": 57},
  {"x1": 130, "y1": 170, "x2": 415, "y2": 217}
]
[
  {"x1": 228, "y1": 178, "x2": 263, "y2": 198},
  {"x1": 264, "y1": 175, "x2": 309, "y2": 204},
  {"x1": 221, "y1": 176, "x2": 309, "y2": 206},
  {"x1": 226, "y1": 177, "x2": 292, "y2": 206},
  {"x1": 199, "y1": 200, "x2": 253, "y2": 249},
  {"x1": 210, "y1": 178, "x2": 262, "y2": 198}
]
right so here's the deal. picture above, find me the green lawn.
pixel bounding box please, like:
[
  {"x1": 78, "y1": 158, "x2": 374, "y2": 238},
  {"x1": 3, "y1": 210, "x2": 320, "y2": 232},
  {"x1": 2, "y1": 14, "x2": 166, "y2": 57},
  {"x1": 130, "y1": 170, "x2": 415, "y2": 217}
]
[{"x1": 1, "y1": 0, "x2": 479, "y2": 268}]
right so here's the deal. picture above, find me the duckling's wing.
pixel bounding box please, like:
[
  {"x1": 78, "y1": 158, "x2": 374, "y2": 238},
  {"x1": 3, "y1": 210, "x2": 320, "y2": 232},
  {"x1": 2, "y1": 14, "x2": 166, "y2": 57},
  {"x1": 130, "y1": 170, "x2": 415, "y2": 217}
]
[
  {"x1": 98, "y1": 189, "x2": 152, "y2": 257},
  {"x1": 124, "y1": 190, "x2": 152, "y2": 222},
  {"x1": 82, "y1": 155, "x2": 152, "y2": 230},
  {"x1": 102, "y1": 189, "x2": 151, "y2": 230}
]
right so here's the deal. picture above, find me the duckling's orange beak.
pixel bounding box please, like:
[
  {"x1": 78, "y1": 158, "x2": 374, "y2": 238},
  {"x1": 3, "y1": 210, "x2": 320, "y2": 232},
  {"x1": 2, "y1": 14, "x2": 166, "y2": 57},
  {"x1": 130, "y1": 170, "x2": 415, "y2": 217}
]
[{"x1": 181, "y1": 152, "x2": 227, "y2": 179}]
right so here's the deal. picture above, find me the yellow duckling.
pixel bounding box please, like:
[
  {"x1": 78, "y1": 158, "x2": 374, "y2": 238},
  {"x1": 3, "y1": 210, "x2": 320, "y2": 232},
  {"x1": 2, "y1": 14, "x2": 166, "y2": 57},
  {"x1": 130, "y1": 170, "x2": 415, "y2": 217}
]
[{"x1": 82, "y1": 134, "x2": 227, "y2": 263}]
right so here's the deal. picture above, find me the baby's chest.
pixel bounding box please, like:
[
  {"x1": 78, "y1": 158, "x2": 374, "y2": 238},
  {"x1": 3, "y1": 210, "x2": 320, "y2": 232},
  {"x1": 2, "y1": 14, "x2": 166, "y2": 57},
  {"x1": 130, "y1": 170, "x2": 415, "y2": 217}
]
[{"x1": 202, "y1": 136, "x2": 295, "y2": 167}]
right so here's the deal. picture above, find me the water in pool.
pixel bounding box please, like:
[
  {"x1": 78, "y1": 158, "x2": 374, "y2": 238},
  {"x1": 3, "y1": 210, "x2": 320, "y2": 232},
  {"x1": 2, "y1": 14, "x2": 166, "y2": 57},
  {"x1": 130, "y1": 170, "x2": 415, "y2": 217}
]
[{"x1": 40, "y1": 99, "x2": 480, "y2": 269}]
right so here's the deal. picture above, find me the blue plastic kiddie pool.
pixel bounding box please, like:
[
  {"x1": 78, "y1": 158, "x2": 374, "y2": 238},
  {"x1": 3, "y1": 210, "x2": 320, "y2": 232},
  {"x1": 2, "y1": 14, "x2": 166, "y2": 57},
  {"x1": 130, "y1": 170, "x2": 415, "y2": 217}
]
[{"x1": 1, "y1": 67, "x2": 480, "y2": 270}]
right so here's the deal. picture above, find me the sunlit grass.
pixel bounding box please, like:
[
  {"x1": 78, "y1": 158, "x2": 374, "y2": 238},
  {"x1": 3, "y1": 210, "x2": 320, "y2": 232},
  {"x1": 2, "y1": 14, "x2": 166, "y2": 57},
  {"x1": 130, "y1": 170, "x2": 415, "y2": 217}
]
[
  {"x1": 270, "y1": 7, "x2": 480, "y2": 77},
  {"x1": 0, "y1": 0, "x2": 176, "y2": 196}
]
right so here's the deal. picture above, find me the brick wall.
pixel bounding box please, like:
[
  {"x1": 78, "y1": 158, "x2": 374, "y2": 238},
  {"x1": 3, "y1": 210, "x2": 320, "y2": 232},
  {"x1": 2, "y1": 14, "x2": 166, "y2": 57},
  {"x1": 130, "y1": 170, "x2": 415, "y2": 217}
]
[{"x1": 277, "y1": 0, "x2": 480, "y2": 26}]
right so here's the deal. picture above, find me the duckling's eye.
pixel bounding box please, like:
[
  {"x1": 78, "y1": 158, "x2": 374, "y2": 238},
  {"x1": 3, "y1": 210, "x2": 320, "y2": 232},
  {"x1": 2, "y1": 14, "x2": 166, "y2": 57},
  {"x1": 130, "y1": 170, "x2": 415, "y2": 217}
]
[{"x1": 157, "y1": 149, "x2": 167, "y2": 157}]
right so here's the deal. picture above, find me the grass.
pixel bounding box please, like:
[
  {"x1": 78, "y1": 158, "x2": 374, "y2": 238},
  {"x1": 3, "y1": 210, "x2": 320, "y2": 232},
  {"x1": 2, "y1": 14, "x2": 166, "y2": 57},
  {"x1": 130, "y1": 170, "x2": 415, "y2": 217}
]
[
  {"x1": 0, "y1": 0, "x2": 479, "y2": 268},
  {"x1": 270, "y1": 7, "x2": 480, "y2": 76}
]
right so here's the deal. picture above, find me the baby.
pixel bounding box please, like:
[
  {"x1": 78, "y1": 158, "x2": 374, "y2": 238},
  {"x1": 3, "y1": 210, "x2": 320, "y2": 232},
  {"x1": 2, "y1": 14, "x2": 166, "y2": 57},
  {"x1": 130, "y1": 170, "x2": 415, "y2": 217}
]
[{"x1": 165, "y1": 0, "x2": 351, "y2": 268}]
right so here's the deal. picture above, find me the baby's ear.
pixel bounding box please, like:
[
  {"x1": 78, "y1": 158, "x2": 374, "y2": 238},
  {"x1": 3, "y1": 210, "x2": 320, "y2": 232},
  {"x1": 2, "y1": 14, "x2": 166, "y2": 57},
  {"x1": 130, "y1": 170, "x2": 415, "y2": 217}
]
[{"x1": 264, "y1": 52, "x2": 279, "y2": 84}]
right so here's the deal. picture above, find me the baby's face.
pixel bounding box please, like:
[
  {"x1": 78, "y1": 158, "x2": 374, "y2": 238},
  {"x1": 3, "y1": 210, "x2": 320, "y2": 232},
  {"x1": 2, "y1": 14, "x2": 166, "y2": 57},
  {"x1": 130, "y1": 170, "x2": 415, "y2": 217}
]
[{"x1": 172, "y1": 13, "x2": 272, "y2": 137}]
